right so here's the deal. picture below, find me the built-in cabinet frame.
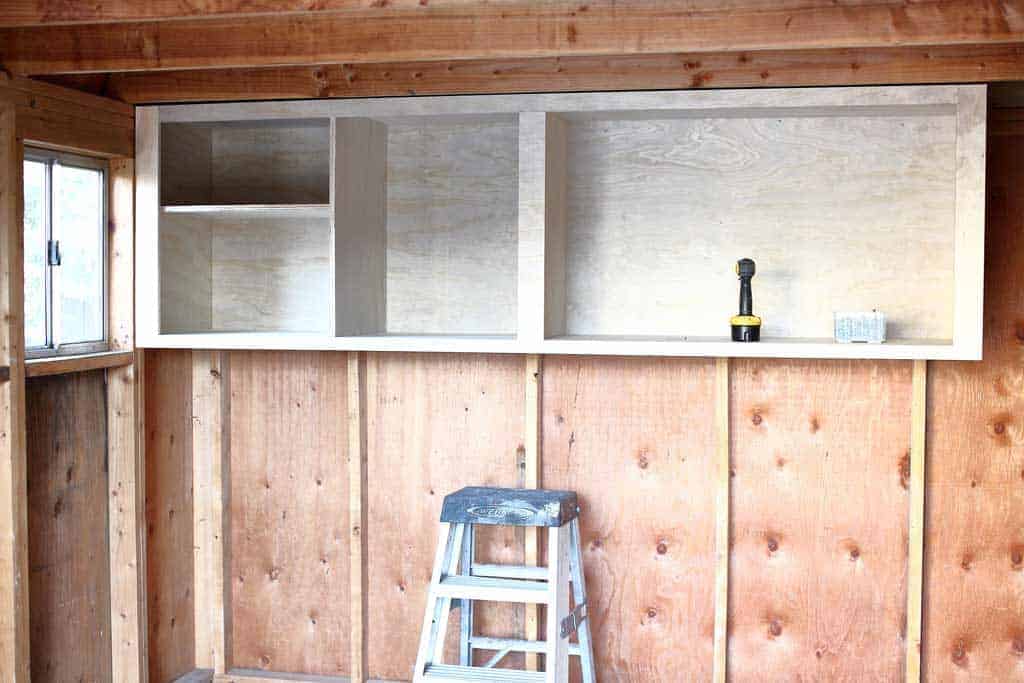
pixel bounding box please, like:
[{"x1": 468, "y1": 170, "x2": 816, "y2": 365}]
[{"x1": 137, "y1": 85, "x2": 987, "y2": 360}]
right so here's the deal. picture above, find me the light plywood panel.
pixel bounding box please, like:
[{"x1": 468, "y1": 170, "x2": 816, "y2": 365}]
[
  {"x1": 384, "y1": 117, "x2": 518, "y2": 335},
  {"x1": 210, "y1": 121, "x2": 330, "y2": 206},
  {"x1": 161, "y1": 123, "x2": 212, "y2": 205},
  {"x1": 922, "y1": 121, "x2": 1024, "y2": 680},
  {"x1": 562, "y1": 111, "x2": 957, "y2": 341},
  {"x1": 228, "y1": 351, "x2": 350, "y2": 676},
  {"x1": 161, "y1": 120, "x2": 330, "y2": 206},
  {"x1": 728, "y1": 359, "x2": 911, "y2": 681},
  {"x1": 145, "y1": 349, "x2": 196, "y2": 683},
  {"x1": 25, "y1": 371, "x2": 111, "y2": 683},
  {"x1": 211, "y1": 213, "x2": 332, "y2": 333},
  {"x1": 334, "y1": 119, "x2": 387, "y2": 337},
  {"x1": 160, "y1": 212, "x2": 213, "y2": 333},
  {"x1": 542, "y1": 355, "x2": 718, "y2": 681},
  {"x1": 366, "y1": 353, "x2": 524, "y2": 679}
]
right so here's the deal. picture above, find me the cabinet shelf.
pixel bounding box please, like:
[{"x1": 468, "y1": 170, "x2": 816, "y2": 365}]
[
  {"x1": 137, "y1": 85, "x2": 986, "y2": 360},
  {"x1": 161, "y1": 204, "x2": 330, "y2": 216}
]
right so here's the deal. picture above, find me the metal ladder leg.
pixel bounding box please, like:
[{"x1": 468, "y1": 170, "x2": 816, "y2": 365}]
[
  {"x1": 569, "y1": 517, "x2": 596, "y2": 683},
  {"x1": 545, "y1": 524, "x2": 570, "y2": 683},
  {"x1": 413, "y1": 522, "x2": 466, "y2": 681},
  {"x1": 459, "y1": 523, "x2": 475, "y2": 666}
]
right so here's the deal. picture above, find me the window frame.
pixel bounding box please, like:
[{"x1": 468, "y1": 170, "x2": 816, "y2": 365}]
[{"x1": 24, "y1": 147, "x2": 110, "y2": 360}]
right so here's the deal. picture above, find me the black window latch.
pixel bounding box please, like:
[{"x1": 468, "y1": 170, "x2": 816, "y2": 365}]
[{"x1": 47, "y1": 239, "x2": 61, "y2": 267}]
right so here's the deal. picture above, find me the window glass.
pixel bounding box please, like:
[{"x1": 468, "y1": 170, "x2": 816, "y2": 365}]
[
  {"x1": 53, "y1": 163, "x2": 105, "y2": 345},
  {"x1": 23, "y1": 160, "x2": 47, "y2": 349}
]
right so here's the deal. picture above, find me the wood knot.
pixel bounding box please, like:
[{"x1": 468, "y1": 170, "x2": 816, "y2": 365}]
[
  {"x1": 951, "y1": 640, "x2": 968, "y2": 666},
  {"x1": 1011, "y1": 547, "x2": 1024, "y2": 568},
  {"x1": 766, "y1": 537, "x2": 779, "y2": 554},
  {"x1": 849, "y1": 547, "x2": 861, "y2": 561},
  {"x1": 645, "y1": 607, "x2": 658, "y2": 620},
  {"x1": 1012, "y1": 636, "x2": 1024, "y2": 656},
  {"x1": 751, "y1": 412, "x2": 763, "y2": 426},
  {"x1": 637, "y1": 450, "x2": 649, "y2": 469},
  {"x1": 809, "y1": 415, "x2": 820, "y2": 433},
  {"x1": 960, "y1": 554, "x2": 972, "y2": 571},
  {"x1": 656, "y1": 540, "x2": 668, "y2": 555},
  {"x1": 768, "y1": 620, "x2": 782, "y2": 638}
]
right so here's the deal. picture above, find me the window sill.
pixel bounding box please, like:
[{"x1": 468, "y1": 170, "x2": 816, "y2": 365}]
[{"x1": 25, "y1": 350, "x2": 135, "y2": 378}]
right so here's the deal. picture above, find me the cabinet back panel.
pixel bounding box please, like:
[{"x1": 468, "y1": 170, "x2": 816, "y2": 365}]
[
  {"x1": 563, "y1": 113, "x2": 957, "y2": 340},
  {"x1": 384, "y1": 117, "x2": 518, "y2": 335}
]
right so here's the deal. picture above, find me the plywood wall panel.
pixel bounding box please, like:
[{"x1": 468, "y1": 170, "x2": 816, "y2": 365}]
[
  {"x1": 25, "y1": 371, "x2": 111, "y2": 683},
  {"x1": 366, "y1": 353, "x2": 525, "y2": 679},
  {"x1": 728, "y1": 359, "x2": 911, "y2": 681},
  {"x1": 541, "y1": 356, "x2": 718, "y2": 681},
  {"x1": 228, "y1": 351, "x2": 350, "y2": 675},
  {"x1": 145, "y1": 349, "x2": 196, "y2": 682},
  {"x1": 922, "y1": 126, "x2": 1024, "y2": 679}
]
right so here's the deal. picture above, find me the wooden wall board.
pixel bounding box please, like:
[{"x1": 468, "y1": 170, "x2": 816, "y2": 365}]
[
  {"x1": 558, "y1": 110, "x2": 957, "y2": 340},
  {"x1": 384, "y1": 116, "x2": 519, "y2": 336},
  {"x1": 227, "y1": 351, "x2": 350, "y2": 676},
  {"x1": 25, "y1": 371, "x2": 112, "y2": 683},
  {"x1": 36, "y1": 44, "x2": 1024, "y2": 105},
  {"x1": 145, "y1": 349, "x2": 197, "y2": 683},
  {"x1": 3, "y1": 1, "x2": 1024, "y2": 75},
  {"x1": 0, "y1": 100, "x2": 29, "y2": 683},
  {"x1": 541, "y1": 355, "x2": 719, "y2": 681},
  {"x1": 365, "y1": 353, "x2": 525, "y2": 679},
  {"x1": 727, "y1": 359, "x2": 912, "y2": 681},
  {"x1": 921, "y1": 120, "x2": 1024, "y2": 680}
]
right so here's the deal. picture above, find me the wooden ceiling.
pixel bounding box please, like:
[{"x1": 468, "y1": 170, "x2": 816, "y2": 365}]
[{"x1": 0, "y1": 0, "x2": 1023, "y2": 104}]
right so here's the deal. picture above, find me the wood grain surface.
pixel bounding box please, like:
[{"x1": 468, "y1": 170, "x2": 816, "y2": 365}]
[
  {"x1": 145, "y1": 349, "x2": 197, "y2": 682},
  {"x1": 562, "y1": 112, "x2": 956, "y2": 341},
  {"x1": 542, "y1": 355, "x2": 719, "y2": 681},
  {"x1": 728, "y1": 359, "x2": 912, "y2": 681},
  {"x1": 922, "y1": 118, "x2": 1024, "y2": 680},
  {"x1": 385, "y1": 117, "x2": 519, "y2": 335},
  {"x1": 228, "y1": 351, "x2": 350, "y2": 676},
  {"x1": 25, "y1": 371, "x2": 111, "y2": 683},
  {"x1": 366, "y1": 353, "x2": 524, "y2": 679}
]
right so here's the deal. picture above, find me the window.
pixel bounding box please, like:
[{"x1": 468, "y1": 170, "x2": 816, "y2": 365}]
[{"x1": 24, "y1": 148, "x2": 108, "y2": 358}]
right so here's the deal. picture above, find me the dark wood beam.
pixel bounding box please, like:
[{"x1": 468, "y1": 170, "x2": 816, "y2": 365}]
[
  {"x1": 3, "y1": 0, "x2": 1024, "y2": 76},
  {"x1": 39, "y1": 44, "x2": 1024, "y2": 105}
]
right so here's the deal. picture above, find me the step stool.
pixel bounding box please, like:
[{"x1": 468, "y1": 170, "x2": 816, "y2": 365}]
[{"x1": 413, "y1": 486, "x2": 596, "y2": 683}]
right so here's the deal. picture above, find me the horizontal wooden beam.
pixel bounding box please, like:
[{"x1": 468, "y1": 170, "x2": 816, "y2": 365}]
[
  {"x1": 3, "y1": 1, "x2": 1024, "y2": 75},
  {"x1": 39, "y1": 43, "x2": 1024, "y2": 105},
  {"x1": 25, "y1": 351, "x2": 135, "y2": 378}
]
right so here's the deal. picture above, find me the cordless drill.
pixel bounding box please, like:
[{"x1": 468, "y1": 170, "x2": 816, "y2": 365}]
[{"x1": 730, "y1": 258, "x2": 761, "y2": 342}]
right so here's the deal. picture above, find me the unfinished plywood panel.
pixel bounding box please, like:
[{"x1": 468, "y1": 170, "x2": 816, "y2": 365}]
[
  {"x1": 161, "y1": 120, "x2": 329, "y2": 206},
  {"x1": 922, "y1": 124, "x2": 1024, "y2": 679},
  {"x1": 145, "y1": 349, "x2": 196, "y2": 683},
  {"x1": 541, "y1": 356, "x2": 718, "y2": 681},
  {"x1": 160, "y1": 212, "x2": 212, "y2": 333},
  {"x1": 211, "y1": 211, "x2": 331, "y2": 333},
  {"x1": 557, "y1": 110, "x2": 956, "y2": 341},
  {"x1": 728, "y1": 359, "x2": 911, "y2": 681},
  {"x1": 384, "y1": 116, "x2": 518, "y2": 336},
  {"x1": 366, "y1": 353, "x2": 524, "y2": 679},
  {"x1": 25, "y1": 371, "x2": 111, "y2": 683},
  {"x1": 160, "y1": 208, "x2": 332, "y2": 334},
  {"x1": 228, "y1": 351, "x2": 349, "y2": 676}
]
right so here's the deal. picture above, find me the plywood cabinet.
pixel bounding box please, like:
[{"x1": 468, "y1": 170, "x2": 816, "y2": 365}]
[{"x1": 137, "y1": 85, "x2": 986, "y2": 359}]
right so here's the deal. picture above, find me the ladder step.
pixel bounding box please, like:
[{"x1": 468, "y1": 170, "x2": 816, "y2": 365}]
[
  {"x1": 423, "y1": 664, "x2": 545, "y2": 682},
  {"x1": 471, "y1": 563, "x2": 549, "y2": 581},
  {"x1": 436, "y1": 575, "x2": 549, "y2": 604},
  {"x1": 470, "y1": 636, "x2": 582, "y2": 656}
]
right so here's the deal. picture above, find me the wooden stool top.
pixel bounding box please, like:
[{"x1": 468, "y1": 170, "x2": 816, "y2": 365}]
[{"x1": 440, "y1": 486, "x2": 579, "y2": 527}]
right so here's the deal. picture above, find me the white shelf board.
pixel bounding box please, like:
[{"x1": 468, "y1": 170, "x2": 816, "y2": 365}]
[
  {"x1": 161, "y1": 203, "x2": 330, "y2": 216},
  {"x1": 136, "y1": 331, "x2": 968, "y2": 360},
  {"x1": 540, "y1": 335, "x2": 965, "y2": 360}
]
